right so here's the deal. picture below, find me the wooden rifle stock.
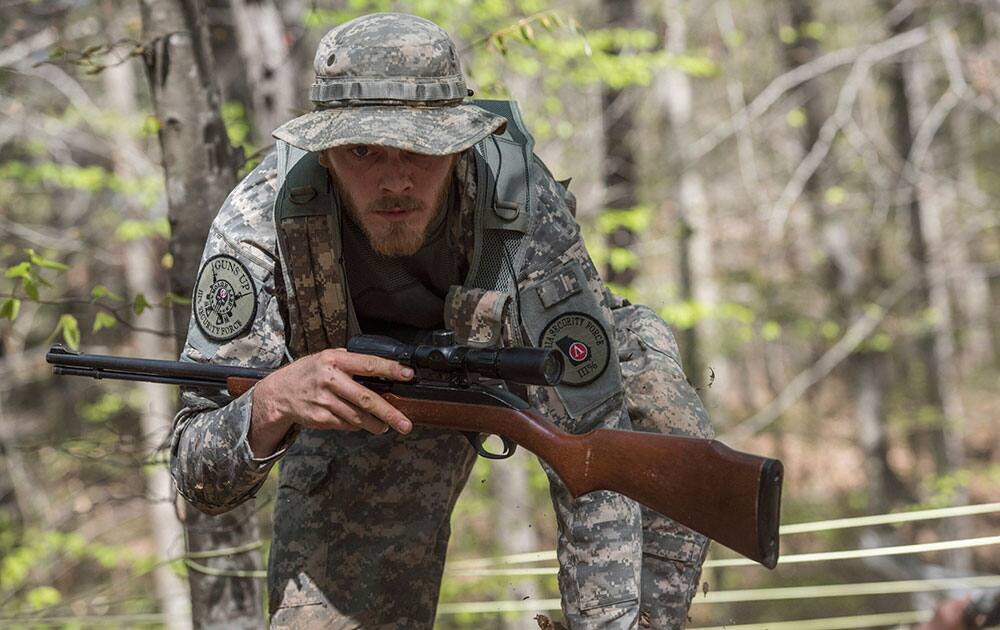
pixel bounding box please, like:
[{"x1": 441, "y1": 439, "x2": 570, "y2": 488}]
[{"x1": 379, "y1": 393, "x2": 782, "y2": 569}]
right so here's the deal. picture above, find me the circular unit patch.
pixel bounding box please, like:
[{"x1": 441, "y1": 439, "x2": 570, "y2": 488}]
[
  {"x1": 538, "y1": 312, "x2": 610, "y2": 386},
  {"x1": 194, "y1": 255, "x2": 257, "y2": 342}
]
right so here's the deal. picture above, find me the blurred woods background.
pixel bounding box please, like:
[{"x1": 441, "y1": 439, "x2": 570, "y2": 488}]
[{"x1": 1, "y1": 0, "x2": 998, "y2": 628}]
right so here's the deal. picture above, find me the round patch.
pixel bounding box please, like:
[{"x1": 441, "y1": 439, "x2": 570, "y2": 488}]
[
  {"x1": 193, "y1": 255, "x2": 257, "y2": 342},
  {"x1": 538, "y1": 312, "x2": 610, "y2": 386}
]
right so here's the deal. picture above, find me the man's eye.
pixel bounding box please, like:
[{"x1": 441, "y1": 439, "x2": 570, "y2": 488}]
[{"x1": 350, "y1": 146, "x2": 370, "y2": 158}]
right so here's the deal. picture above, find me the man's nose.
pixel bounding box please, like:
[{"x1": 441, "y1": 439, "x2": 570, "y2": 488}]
[{"x1": 379, "y1": 152, "x2": 413, "y2": 194}]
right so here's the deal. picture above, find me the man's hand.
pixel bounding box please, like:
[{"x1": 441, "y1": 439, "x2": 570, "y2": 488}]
[{"x1": 248, "y1": 348, "x2": 415, "y2": 457}]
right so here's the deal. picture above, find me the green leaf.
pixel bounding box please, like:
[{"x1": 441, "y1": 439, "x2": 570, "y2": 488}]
[
  {"x1": 762, "y1": 321, "x2": 782, "y2": 341},
  {"x1": 786, "y1": 108, "x2": 807, "y2": 128},
  {"x1": 91, "y1": 285, "x2": 125, "y2": 302},
  {"x1": 824, "y1": 186, "x2": 847, "y2": 206},
  {"x1": 26, "y1": 585, "x2": 61, "y2": 609},
  {"x1": 93, "y1": 311, "x2": 117, "y2": 333},
  {"x1": 133, "y1": 293, "x2": 149, "y2": 316},
  {"x1": 58, "y1": 314, "x2": 81, "y2": 350},
  {"x1": 23, "y1": 277, "x2": 39, "y2": 301},
  {"x1": 27, "y1": 249, "x2": 70, "y2": 271},
  {"x1": 0, "y1": 298, "x2": 20, "y2": 321},
  {"x1": 5, "y1": 262, "x2": 31, "y2": 280},
  {"x1": 162, "y1": 292, "x2": 191, "y2": 307}
]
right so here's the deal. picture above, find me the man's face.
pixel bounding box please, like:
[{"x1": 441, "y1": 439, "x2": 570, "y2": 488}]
[{"x1": 320, "y1": 145, "x2": 457, "y2": 257}]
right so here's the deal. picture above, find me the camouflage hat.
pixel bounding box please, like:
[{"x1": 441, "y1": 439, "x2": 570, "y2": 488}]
[{"x1": 272, "y1": 13, "x2": 507, "y2": 155}]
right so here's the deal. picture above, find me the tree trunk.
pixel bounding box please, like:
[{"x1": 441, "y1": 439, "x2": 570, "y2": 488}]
[
  {"x1": 228, "y1": 0, "x2": 296, "y2": 145},
  {"x1": 491, "y1": 452, "x2": 543, "y2": 629},
  {"x1": 139, "y1": 1, "x2": 265, "y2": 627},
  {"x1": 101, "y1": 4, "x2": 192, "y2": 625},
  {"x1": 657, "y1": 0, "x2": 722, "y2": 391},
  {"x1": 601, "y1": 0, "x2": 640, "y2": 290},
  {"x1": 780, "y1": 0, "x2": 909, "y2": 520},
  {"x1": 883, "y1": 4, "x2": 971, "y2": 572}
]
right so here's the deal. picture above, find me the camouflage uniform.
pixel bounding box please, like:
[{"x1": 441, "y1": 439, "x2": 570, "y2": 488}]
[{"x1": 170, "y1": 12, "x2": 711, "y2": 629}]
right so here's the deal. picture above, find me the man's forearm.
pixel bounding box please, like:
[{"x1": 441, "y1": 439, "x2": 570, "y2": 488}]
[
  {"x1": 171, "y1": 390, "x2": 285, "y2": 515},
  {"x1": 248, "y1": 383, "x2": 296, "y2": 458}
]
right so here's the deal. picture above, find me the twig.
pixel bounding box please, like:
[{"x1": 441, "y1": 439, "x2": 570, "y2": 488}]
[
  {"x1": 722, "y1": 273, "x2": 918, "y2": 443},
  {"x1": 767, "y1": 25, "x2": 933, "y2": 238},
  {"x1": 0, "y1": 28, "x2": 57, "y2": 68},
  {"x1": 688, "y1": 25, "x2": 930, "y2": 164}
]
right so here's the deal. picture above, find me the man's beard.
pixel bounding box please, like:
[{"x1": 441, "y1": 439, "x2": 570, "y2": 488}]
[{"x1": 334, "y1": 168, "x2": 454, "y2": 258}]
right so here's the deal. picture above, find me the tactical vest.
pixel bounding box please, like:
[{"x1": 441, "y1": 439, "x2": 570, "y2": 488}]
[{"x1": 272, "y1": 100, "x2": 536, "y2": 358}]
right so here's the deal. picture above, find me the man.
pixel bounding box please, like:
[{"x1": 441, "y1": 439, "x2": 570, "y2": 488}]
[{"x1": 171, "y1": 12, "x2": 713, "y2": 628}]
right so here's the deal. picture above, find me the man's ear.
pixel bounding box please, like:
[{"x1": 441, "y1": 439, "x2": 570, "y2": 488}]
[{"x1": 317, "y1": 149, "x2": 331, "y2": 168}]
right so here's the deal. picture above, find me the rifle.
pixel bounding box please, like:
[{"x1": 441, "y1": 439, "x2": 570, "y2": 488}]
[{"x1": 46, "y1": 331, "x2": 784, "y2": 569}]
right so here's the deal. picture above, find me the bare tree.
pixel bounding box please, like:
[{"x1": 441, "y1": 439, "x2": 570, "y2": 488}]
[
  {"x1": 601, "y1": 0, "x2": 641, "y2": 291},
  {"x1": 101, "y1": 3, "x2": 191, "y2": 626},
  {"x1": 138, "y1": 0, "x2": 264, "y2": 626},
  {"x1": 881, "y1": 2, "x2": 970, "y2": 572},
  {"x1": 656, "y1": 0, "x2": 722, "y2": 389},
  {"x1": 779, "y1": 0, "x2": 908, "y2": 516},
  {"x1": 228, "y1": 0, "x2": 297, "y2": 144}
]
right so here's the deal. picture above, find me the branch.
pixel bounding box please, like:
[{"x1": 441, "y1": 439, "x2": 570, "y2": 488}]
[
  {"x1": 688, "y1": 24, "x2": 931, "y2": 164},
  {"x1": 0, "y1": 28, "x2": 57, "y2": 68},
  {"x1": 722, "y1": 273, "x2": 918, "y2": 443},
  {"x1": 0, "y1": 293, "x2": 177, "y2": 338},
  {"x1": 766, "y1": 25, "x2": 933, "y2": 238}
]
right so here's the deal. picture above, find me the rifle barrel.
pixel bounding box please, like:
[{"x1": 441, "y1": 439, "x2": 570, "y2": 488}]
[{"x1": 46, "y1": 345, "x2": 273, "y2": 386}]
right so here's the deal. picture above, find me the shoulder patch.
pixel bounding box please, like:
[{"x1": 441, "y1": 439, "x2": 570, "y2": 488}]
[
  {"x1": 194, "y1": 255, "x2": 258, "y2": 342},
  {"x1": 538, "y1": 312, "x2": 610, "y2": 386}
]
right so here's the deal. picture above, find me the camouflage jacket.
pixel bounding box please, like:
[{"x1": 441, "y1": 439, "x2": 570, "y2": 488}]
[{"x1": 170, "y1": 146, "x2": 647, "y2": 510}]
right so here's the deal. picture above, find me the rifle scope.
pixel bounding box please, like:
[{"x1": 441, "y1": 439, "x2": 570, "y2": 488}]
[{"x1": 346, "y1": 332, "x2": 564, "y2": 387}]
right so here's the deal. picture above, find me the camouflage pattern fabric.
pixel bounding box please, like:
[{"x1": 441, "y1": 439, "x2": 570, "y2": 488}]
[
  {"x1": 271, "y1": 13, "x2": 507, "y2": 155},
  {"x1": 280, "y1": 214, "x2": 349, "y2": 356},
  {"x1": 612, "y1": 298, "x2": 714, "y2": 626},
  {"x1": 443, "y1": 286, "x2": 510, "y2": 347},
  {"x1": 268, "y1": 427, "x2": 476, "y2": 627}
]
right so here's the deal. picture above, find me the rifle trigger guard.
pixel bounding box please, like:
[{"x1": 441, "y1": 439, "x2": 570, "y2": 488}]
[{"x1": 463, "y1": 432, "x2": 517, "y2": 460}]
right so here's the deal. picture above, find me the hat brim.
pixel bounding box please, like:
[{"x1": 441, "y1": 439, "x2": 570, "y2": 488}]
[{"x1": 272, "y1": 103, "x2": 507, "y2": 155}]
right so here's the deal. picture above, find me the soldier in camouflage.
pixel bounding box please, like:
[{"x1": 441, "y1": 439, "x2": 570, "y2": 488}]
[{"x1": 171, "y1": 12, "x2": 713, "y2": 629}]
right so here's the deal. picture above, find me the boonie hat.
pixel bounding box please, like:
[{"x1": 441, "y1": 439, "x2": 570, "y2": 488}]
[{"x1": 272, "y1": 12, "x2": 507, "y2": 155}]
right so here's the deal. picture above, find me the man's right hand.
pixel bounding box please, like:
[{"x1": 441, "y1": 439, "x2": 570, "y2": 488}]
[{"x1": 248, "y1": 348, "x2": 415, "y2": 457}]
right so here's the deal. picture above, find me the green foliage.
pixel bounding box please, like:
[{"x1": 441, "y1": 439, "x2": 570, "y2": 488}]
[
  {"x1": 823, "y1": 186, "x2": 847, "y2": 206},
  {"x1": 607, "y1": 247, "x2": 639, "y2": 273},
  {"x1": 115, "y1": 217, "x2": 170, "y2": 242},
  {"x1": 786, "y1": 108, "x2": 807, "y2": 128},
  {"x1": 80, "y1": 393, "x2": 125, "y2": 424},
  {"x1": 92, "y1": 307, "x2": 120, "y2": 332},
  {"x1": 4, "y1": 250, "x2": 68, "y2": 302},
  {"x1": 53, "y1": 314, "x2": 81, "y2": 350},
  {"x1": 0, "y1": 524, "x2": 154, "y2": 616},
  {"x1": 25, "y1": 586, "x2": 61, "y2": 609},
  {"x1": 596, "y1": 206, "x2": 652, "y2": 234},
  {"x1": 0, "y1": 297, "x2": 20, "y2": 321},
  {"x1": 919, "y1": 469, "x2": 973, "y2": 508},
  {"x1": 132, "y1": 292, "x2": 149, "y2": 316},
  {"x1": 0, "y1": 160, "x2": 162, "y2": 208},
  {"x1": 162, "y1": 292, "x2": 191, "y2": 307},
  {"x1": 223, "y1": 101, "x2": 254, "y2": 158},
  {"x1": 91, "y1": 285, "x2": 125, "y2": 303}
]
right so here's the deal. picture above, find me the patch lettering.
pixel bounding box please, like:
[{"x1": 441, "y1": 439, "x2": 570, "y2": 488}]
[
  {"x1": 194, "y1": 255, "x2": 257, "y2": 342},
  {"x1": 539, "y1": 312, "x2": 610, "y2": 386}
]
